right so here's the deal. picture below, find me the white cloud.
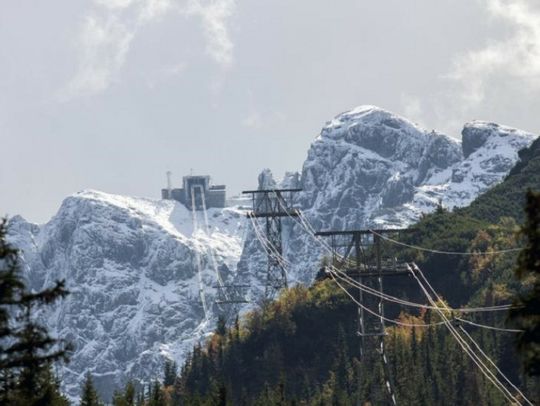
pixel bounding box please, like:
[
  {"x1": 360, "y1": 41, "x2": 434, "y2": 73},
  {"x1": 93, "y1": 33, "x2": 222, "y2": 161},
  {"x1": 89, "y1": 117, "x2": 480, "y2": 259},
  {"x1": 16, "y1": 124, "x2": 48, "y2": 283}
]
[
  {"x1": 447, "y1": 0, "x2": 540, "y2": 108},
  {"x1": 61, "y1": 14, "x2": 135, "y2": 98},
  {"x1": 61, "y1": 0, "x2": 235, "y2": 99},
  {"x1": 139, "y1": 0, "x2": 174, "y2": 22},
  {"x1": 186, "y1": 0, "x2": 236, "y2": 68},
  {"x1": 241, "y1": 111, "x2": 263, "y2": 129},
  {"x1": 93, "y1": 0, "x2": 136, "y2": 10}
]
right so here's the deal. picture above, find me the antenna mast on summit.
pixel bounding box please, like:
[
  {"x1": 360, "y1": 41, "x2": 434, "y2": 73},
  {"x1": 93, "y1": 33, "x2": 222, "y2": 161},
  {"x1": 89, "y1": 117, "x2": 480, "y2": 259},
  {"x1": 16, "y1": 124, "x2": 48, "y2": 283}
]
[{"x1": 166, "y1": 171, "x2": 172, "y2": 195}]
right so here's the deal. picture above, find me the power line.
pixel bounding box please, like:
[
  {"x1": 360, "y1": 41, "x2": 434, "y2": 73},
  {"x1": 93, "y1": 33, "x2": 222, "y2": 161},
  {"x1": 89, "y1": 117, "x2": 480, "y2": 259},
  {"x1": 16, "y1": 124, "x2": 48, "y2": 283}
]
[
  {"x1": 328, "y1": 271, "x2": 447, "y2": 328},
  {"x1": 279, "y1": 201, "x2": 528, "y2": 402},
  {"x1": 200, "y1": 188, "x2": 228, "y2": 307},
  {"x1": 340, "y1": 268, "x2": 511, "y2": 312},
  {"x1": 248, "y1": 213, "x2": 291, "y2": 268},
  {"x1": 411, "y1": 263, "x2": 531, "y2": 405},
  {"x1": 409, "y1": 264, "x2": 520, "y2": 404},
  {"x1": 456, "y1": 317, "x2": 524, "y2": 333},
  {"x1": 243, "y1": 188, "x2": 302, "y2": 299},
  {"x1": 370, "y1": 229, "x2": 522, "y2": 256},
  {"x1": 289, "y1": 209, "x2": 519, "y2": 314},
  {"x1": 378, "y1": 336, "x2": 398, "y2": 406},
  {"x1": 458, "y1": 325, "x2": 533, "y2": 405},
  {"x1": 330, "y1": 265, "x2": 515, "y2": 314},
  {"x1": 275, "y1": 198, "x2": 343, "y2": 260},
  {"x1": 247, "y1": 213, "x2": 301, "y2": 285},
  {"x1": 297, "y1": 210, "x2": 344, "y2": 259},
  {"x1": 418, "y1": 263, "x2": 532, "y2": 405},
  {"x1": 190, "y1": 189, "x2": 209, "y2": 327}
]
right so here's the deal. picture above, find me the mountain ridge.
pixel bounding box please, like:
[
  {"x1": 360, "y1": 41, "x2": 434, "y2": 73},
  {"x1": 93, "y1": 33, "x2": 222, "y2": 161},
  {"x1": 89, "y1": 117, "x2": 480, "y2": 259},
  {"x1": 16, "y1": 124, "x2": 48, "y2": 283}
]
[{"x1": 6, "y1": 106, "x2": 538, "y2": 399}]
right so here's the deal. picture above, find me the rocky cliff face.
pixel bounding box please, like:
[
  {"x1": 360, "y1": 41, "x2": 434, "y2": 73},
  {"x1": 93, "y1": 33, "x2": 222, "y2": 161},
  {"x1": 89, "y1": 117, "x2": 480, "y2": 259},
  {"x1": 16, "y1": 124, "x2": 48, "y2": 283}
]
[
  {"x1": 299, "y1": 106, "x2": 535, "y2": 228},
  {"x1": 239, "y1": 106, "x2": 537, "y2": 284},
  {"x1": 8, "y1": 191, "x2": 247, "y2": 400},
  {"x1": 7, "y1": 106, "x2": 537, "y2": 399}
]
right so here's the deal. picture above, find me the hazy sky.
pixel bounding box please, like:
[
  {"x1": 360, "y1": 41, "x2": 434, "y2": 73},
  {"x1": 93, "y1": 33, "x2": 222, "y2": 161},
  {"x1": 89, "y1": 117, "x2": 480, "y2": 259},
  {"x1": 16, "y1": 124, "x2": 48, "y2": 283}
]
[{"x1": 2, "y1": 0, "x2": 540, "y2": 223}]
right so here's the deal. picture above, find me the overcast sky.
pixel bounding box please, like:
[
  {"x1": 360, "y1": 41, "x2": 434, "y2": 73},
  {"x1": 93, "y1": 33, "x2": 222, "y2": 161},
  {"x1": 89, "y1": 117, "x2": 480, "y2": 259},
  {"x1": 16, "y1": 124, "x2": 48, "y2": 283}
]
[{"x1": 1, "y1": 0, "x2": 540, "y2": 223}]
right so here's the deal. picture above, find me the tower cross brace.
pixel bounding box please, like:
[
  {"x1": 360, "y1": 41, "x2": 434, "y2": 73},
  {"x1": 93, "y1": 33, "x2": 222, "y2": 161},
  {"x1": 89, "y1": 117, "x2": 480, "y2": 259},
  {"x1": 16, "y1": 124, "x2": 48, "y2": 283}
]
[
  {"x1": 242, "y1": 188, "x2": 302, "y2": 300},
  {"x1": 316, "y1": 228, "x2": 413, "y2": 405},
  {"x1": 316, "y1": 229, "x2": 412, "y2": 347}
]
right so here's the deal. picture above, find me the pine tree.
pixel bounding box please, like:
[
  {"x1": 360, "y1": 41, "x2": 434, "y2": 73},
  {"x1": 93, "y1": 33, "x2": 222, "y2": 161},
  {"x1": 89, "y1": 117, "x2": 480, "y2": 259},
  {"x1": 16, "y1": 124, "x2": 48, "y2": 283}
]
[
  {"x1": 112, "y1": 389, "x2": 126, "y2": 406},
  {"x1": 215, "y1": 315, "x2": 227, "y2": 337},
  {"x1": 124, "y1": 381, "x2": 136, "y2": 406},
  {"x1": 0, "y1": 218, "x2": 26, "y2": 374},
  {"x1": 509, "y1": 190, "x2": 540, "y2": 376},
  {"x1": 207, "y1": 380, "x2": 227, "y2": 406},
  {"x1": 136, "y1": 389, "x2": 145, "y2": 406},
  {"x1": 163, "y1": 359, "x2": 177, "y2": 387},
  {"x1": 333, "y1": 324, "x2": 350, "y2": 392},
  {"x1": 80, "y1": 373, "x2": 103, "y2": 406},
  {"x1": 112, "y1": 382, "x2": 137, "y2": 406},
  {"x1": 8, "y1": 364, "x2": 70, "y2": 406},
  {"x1": 148, "y1": 380, "x2": 164, "y2": 406},
  {"x1": 0, "y1": 218, "x2": 71, "y2": 404}
]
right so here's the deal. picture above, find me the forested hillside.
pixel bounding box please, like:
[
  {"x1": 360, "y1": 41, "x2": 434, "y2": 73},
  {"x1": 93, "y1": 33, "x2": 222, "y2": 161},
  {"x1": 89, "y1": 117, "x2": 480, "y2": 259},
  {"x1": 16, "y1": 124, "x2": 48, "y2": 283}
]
[
  {"x1": 464, "y1": 136, "x2": 540, "y2": 223},
  {"x1": 163, "y1": 138, "x2": 540, "y2": 405}
]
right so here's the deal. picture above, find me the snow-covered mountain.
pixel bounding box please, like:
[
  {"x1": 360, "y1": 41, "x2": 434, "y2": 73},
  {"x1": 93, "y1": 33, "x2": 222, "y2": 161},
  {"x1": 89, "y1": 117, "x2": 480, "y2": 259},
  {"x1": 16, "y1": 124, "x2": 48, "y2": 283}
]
[
  {"x1": 239, "y1": 106, "x2": 537, "y2": 284},
  {"x1": 8, "y1": 191, "x2": 247, "y2": 400},
  {"x1": 7, "y1": 105, "x2": 537, "y2": 399},
  {"x1": 300, "y1": 106, "x2": 535, "y2": 229}
]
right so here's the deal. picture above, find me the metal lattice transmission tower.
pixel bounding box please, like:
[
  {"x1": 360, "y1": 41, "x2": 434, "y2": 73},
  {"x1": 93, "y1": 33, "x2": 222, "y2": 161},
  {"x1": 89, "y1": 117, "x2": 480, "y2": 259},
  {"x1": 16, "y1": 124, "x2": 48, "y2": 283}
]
[
  {"x1": 316, "y1": 228, "x2": 413, "y2": 405},
  {"x1": 242, "y1": 188, "x2": 302, "y2": 300}
]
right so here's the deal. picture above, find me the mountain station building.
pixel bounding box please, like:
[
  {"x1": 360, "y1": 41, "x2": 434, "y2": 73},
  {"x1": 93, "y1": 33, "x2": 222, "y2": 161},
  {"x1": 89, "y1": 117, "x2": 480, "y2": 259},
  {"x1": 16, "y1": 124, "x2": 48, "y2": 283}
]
[{"x1": 162, "y1": 175, "x2": 226, "y2": 210}]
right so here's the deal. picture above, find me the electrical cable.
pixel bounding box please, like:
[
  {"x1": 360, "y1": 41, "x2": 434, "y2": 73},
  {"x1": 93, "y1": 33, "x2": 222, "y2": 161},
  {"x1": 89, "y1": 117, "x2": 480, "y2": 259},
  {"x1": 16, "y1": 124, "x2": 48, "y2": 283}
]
[
  {"x1": 370, "y1": 230, "x2": 522, "y2": 256},
  {"x1": 191, "y1": 189, "x2": 209, "y2": 326},
  {"x1": 331, "y1": 265, "x2": 515, "y2": 314},
  {"x1": 276, "y1": 195, "x2": 527, "y2": 403},
  {"x1": 291, "y1": 209, "x2": 518, "y2": 314},
  {"x1": 328, "y1": 271, "x2": 447, "y2": 328},
  {"x1": 455, "y1": 317, "x2": 524, "y2": 333},
  {"x1": 378, "y1": 336, "x2": 398, "y2": 406},
  {"x1": 247, "y1": 213, "x2": 301, "y2": 286},
  {"x1": 411, "y1": 263, "x2": 526, "y2": 405},
  {"x1": 410, "y1": 264, "x2": 519, "y2": 404},
  {"x1": 458, "y1": 325, "x2": 533, "y2": 406},
  {"x1": 248, "y1": 213, "x2": 291, "y2": 268},
  {"x1": 199, "y1": 188, "x2": 228, "y2": 306}
]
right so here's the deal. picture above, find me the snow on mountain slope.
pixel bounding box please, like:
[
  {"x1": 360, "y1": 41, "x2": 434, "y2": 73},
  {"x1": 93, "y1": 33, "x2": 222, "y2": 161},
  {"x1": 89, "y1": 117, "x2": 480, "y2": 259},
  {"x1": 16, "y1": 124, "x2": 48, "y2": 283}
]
[
  {"x1": 239, "y1": 106, "x2": 537, "y2": 284},
  {"x1": 439, "y1": 121, "x2": 538, "y2": 207},
  {"x1": 7, "y1": 106, "x2": 537, "y2": 400},
  {"x1": 8, "y1": 190, "x2": 247, "y2": 400}
]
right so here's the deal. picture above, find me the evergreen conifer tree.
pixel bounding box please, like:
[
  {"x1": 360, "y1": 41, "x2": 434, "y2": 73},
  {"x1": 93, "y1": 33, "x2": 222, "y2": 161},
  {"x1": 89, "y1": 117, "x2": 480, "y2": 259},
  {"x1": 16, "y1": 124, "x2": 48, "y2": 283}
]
[
  {"x1": 135, "y1": 389, "x2": 145, "y2": 406},
  {"x1": 215, "y1": 315, "x2": 227, "y2": 336},
  {"x1": 148, "y1": 380, "x2": 164, "y2": 406},
  {"x1": 123, "y1": 381, "x2": 136, "y2": 406},
  {"x1": 163, "y1": 359, "x2": 177, "y2": 387},
  {"x1": 80, "y1": 373, "x2": 103, "y2": 406},
  {"x1": 0, "y1": 218, "x2": 71, "y2": 404},
  {"x1": 510, "y1": 190, "x2": 540, "y2": 376}
]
